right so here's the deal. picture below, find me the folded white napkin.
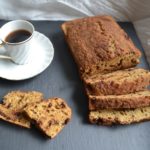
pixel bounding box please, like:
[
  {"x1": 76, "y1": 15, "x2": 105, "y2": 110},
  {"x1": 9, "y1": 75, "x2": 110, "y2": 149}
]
[{"x1": 0, "y1": 0, "x2": 150, "y2": 64}]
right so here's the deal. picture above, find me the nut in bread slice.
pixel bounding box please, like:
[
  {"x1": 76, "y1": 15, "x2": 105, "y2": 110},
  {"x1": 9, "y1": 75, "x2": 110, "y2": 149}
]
[{"x1": 24, "y1": 98, "x2": 72, "y2": 138}]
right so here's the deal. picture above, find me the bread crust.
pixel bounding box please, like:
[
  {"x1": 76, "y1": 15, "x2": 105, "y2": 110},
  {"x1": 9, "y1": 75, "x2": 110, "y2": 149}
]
[{"x1": 61, "y1": 15, "x2": 141, "y2": 77}]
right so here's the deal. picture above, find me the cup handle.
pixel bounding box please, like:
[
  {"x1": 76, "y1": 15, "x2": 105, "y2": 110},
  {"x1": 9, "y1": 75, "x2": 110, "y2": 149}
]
[{"x1": 0, "y1": 38, "x2": 12, "y2": 60}]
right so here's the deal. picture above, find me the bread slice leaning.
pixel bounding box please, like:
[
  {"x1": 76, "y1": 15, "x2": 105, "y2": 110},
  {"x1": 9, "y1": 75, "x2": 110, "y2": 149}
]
[
  {"x1": 85, "y1": 68, "x2": 150, "y2": 96},
  {"x1": 24, "y1": 98, "x2": 72, "y2": 138},
  {"x1": 89, "y1": 90, "x2": 150, "y2": 110},
  {"x1": 89, "y1": 106, "x2": 150, "y2": 125}
]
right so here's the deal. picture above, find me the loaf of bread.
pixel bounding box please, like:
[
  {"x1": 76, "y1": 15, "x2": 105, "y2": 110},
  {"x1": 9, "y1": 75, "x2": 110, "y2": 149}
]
[
  {"x1": 89, "y1": 90, "x2": 150, "y2": 110},
  {"x1": 25, "y1": 98, "x2": 72, "y2": 138},
  {"x1": 61, "y1": 15, "x2": 141, "y2": 78},
  {"x1": 0, "y1": 91, "x2": 43, "y2": 128},
  {"x1": 89, "y1": 106, "x2": 150, "y2": 125},
  {"x1": 85, "y1": 68, "x2": 150, "y2": 96}
]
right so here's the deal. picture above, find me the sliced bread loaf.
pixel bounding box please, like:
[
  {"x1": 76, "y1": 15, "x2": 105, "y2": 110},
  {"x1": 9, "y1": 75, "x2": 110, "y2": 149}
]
[
  {"x1": 24, "y1": 98, "x2": 72, "y2": 138},
  {"x1": 89, "y1": 90, "x2": 150, "y2": 110},
  {"x1": 85, "y1": 68, "x2": 150, "y2": 96},
  {"x1": 89, "y1": 107, "x2": 150, "y2": 125}
]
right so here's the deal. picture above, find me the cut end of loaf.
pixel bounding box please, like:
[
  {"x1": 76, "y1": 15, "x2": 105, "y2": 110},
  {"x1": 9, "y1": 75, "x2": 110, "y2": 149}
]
[
  {"x1": 82, "y1": 53, "x2": 140, "y2": 78},
  {"x1": 84, "y1": 68, "x2": 150, "y2": 96},
  {"x1": 89, "y1": 90, "x2": 150, "y2": 110}
]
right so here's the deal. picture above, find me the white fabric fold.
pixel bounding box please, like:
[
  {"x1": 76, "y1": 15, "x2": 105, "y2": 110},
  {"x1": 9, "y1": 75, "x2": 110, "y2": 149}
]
[{"x1": 0, "y1": 0, "x2": 150, "y2": 64}]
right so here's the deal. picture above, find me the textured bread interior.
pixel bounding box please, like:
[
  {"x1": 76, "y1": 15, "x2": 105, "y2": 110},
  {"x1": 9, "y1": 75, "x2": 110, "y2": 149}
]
[
  {"x1": 89, "y1": 106, "x2": 150, "y2": 125},
  {"x1": 25, "y1": 98, "x2": 72, "y2": 138},
  {"x1": 3, "y1": 91, "x2": 43, "y2": 112}
]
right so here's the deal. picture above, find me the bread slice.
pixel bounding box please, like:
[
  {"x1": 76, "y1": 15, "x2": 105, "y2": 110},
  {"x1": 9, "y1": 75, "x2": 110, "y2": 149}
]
[
  {"x1": 0, "y1": 104, "x2": 30, "y2": 128},
  {"x1": 89, "y1": 90, "x2": 150, "y2": 110},
  {"x1": 24, "y1": 98, "x2": 72, "y2": 138},
  {"x1": 89, "y1": 107, "x2": 150, "y2": 125},
  {"x1": 3, "y1": 91, "x2": 43, "y2": 112},
  {"x1": 0, "y1": 91, "x2": 43, "y2": 128},
  {"x1": 85, "y1": 68, "x2": 150, "y2": 96},
  {"x1": 61, "y1": 15, "x2": 141, "y2": 78}
]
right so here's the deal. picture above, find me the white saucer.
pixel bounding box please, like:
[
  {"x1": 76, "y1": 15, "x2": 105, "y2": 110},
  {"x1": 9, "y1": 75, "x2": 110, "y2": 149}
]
[{"x1": 0, "y1": 31, "x2": 54, "y2": 80}]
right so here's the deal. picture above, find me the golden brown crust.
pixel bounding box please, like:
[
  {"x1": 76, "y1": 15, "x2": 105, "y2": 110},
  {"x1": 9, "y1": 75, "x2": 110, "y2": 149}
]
[
  {"x1": 85, "y1": 68, "x2": 150, "y2": 96},
  {"x1": 89, "y1": 90, "x2": 150, "y2": 110},
  {"x1": 25, "y1": 98, "x2": 72, "y2": 138},
  {"x1": 61, "y1": 15, "x2": 141, "y2": 77},
  {"x1": 89, "y1": 106, "x2": 150, "y2": 125}
]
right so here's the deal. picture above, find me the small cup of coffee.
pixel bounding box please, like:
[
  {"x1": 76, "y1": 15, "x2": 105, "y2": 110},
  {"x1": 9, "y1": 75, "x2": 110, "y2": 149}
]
[{"x1": 0, "y1": 20, "x2": 35, "y2": 65}]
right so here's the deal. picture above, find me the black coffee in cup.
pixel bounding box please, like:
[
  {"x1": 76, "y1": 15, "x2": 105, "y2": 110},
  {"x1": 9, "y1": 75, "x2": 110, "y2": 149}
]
[{"x1": 5, "y1": 29, "x2": 31, "y2": 43}]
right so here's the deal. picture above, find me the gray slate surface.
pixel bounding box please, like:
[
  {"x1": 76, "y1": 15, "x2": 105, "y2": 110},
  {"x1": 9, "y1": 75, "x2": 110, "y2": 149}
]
[{"x1": 0, "y1": 21, "x2": 149, "y2": 150}]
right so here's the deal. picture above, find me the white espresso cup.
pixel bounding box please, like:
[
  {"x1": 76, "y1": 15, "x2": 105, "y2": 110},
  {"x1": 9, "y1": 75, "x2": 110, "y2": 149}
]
[{"x1": 0, "y1": 20, "x2": 35, "y2": 65}]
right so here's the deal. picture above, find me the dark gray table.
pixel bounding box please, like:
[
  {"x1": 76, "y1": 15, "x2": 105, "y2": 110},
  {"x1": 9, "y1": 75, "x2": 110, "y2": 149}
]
[{"x1": 0, "y1": 21, "x2": 149, "y2": 150}]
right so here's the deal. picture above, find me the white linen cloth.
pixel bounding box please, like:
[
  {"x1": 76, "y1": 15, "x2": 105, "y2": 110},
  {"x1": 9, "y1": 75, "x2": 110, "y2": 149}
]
[{"x1": 0, "y1": 0, "x2": 150, "y2": 65}]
